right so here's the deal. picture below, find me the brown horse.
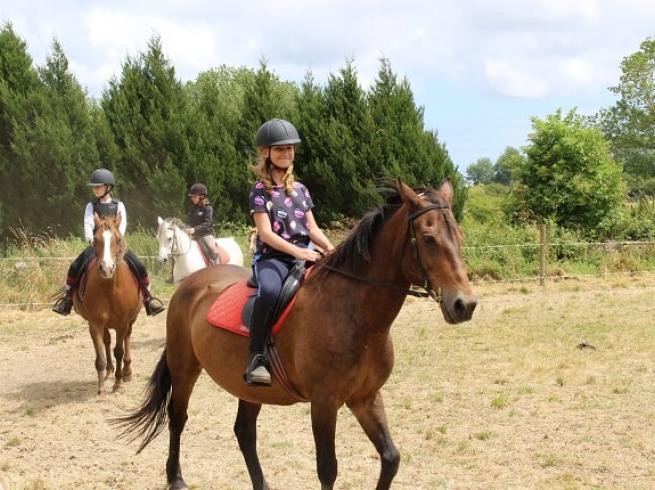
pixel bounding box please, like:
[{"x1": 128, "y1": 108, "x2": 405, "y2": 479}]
[
  {"x1": 75, "y1": 214, "x2": 142, "y2": 394},
  {"x1": 116, "y1": 179, "x2": 477, "y2": 489}
]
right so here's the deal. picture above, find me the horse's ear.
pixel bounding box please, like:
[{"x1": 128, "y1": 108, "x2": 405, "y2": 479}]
[
  {"x1": 437, "y1": 178, "x2": 454, "y2": 204},
  {"x1": 157, "y1": 216, "x2": 163, "y2": 226},
  {"x1": 395, "y1": 178, "x2": 422, "y2": 209},
  {"x1": 93, "y1": 212, "x2": 100, "y2": 226}
]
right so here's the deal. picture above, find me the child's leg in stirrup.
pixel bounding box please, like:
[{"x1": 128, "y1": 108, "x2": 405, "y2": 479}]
[
  {"x1": 52, "y1": 247, "x2": 93, "y2": 315},
  {"x1": 124, "y1": 250, "x2": 165, "y2": 316},
  {"x1": 202, "y1": 235, "x2": 221, "y2": 265}
]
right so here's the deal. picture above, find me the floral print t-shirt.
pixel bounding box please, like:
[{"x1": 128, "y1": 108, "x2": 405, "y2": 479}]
[{"x1": 249, "y1": 180, "x2": 315, "y2": 256}]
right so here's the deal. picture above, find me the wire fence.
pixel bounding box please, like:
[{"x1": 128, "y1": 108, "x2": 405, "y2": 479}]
[{"x1": 2, "y1": 235, "x2": 655, "y2": 310}]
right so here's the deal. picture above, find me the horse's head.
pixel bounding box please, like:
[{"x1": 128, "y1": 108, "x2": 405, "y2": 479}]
[
  {"x1": 92, "y1": 213, "x2": 126, "y2": 279},
  {"x1": 397, "y1": 179, "x2": 477, "y2": 324},
  {"x1": 156, "y1": 217, "x2": 174, "y2": 264}
]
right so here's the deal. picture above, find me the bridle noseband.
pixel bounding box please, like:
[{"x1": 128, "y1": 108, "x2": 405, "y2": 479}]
[{"x1": 320, "y1": 202, "x2": 451, "y2": 302}]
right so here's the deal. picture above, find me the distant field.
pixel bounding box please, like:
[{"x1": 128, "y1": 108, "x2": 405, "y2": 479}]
[{"x1": 1, "y1": 276, "x2": 654, "y2": 489}]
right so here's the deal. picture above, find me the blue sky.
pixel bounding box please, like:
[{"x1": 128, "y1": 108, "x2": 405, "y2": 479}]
[{"x1": 2, "y1": 0, "x2": 654, "y2": 171}]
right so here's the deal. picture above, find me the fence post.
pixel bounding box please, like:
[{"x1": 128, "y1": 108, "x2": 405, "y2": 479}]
[{"x1": 539, "y1": 223, "x2": 547, "y2": 286}]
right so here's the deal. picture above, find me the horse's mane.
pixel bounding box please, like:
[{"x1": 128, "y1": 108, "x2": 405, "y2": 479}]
[
  {"x1": 163, "y1": 217, "x2": 186, "y2": 230},
  {"x1": 313, "y1": 184, "x2": 444, "y2": 280}
]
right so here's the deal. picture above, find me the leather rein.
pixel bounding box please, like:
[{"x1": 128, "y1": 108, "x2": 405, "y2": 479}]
[{"x1": 318, "y1": 203, "x2": 450, "y2": 303}]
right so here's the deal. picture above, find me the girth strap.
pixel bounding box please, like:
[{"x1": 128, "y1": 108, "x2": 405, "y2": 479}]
[{"x1": 265, "y1": 340, "x2": 308, "y2": 402}]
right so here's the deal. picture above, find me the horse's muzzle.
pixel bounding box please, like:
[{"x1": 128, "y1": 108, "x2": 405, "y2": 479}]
[
  {"x1": 440, "y1": 291, "x2": 477, "y2": 324},
  {"x1": 99, "y1": 261, "x2": 117, "y2": 278}
]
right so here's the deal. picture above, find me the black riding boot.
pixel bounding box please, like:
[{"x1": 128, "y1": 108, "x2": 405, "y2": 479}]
[
  {"x1": 244, "y1": 352, "x2": 271, "y2": 386},
  {"x1": 52, "y1": 275, "x2": 76, "y2": 316},
  {"x1": 52, "y1": 294, "x2": 73, "y2": 315},
  {"x1": 244, "y1": 310, "x2": 273, "y2": 386},
  {"x1": 144, "y1": 292, "x2": 166, "y2": 316}
]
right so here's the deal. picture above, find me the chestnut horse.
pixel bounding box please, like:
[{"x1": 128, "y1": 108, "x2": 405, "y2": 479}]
[
  {"x1": 75, "y1": 214, "x2": 142, "y2": 394},
  {"x1": 116, "y1": 179, "x2": 477, "y2": 489}
]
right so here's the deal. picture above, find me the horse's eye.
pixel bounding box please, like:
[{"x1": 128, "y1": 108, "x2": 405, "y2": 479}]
[{"x1": 423, "y1": 235, "x2": 436, "y2": 244}]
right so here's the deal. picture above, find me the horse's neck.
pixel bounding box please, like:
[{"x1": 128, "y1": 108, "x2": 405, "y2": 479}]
[
  {"x1": 172, "y1": 225, "x2": 192, "y2": 253},
  {"x1": 315, "y1": 210, "x2": 410, "y2": 336},
  {"x1": 171, "y1": 224, "x2": 205, "y2": 272}
]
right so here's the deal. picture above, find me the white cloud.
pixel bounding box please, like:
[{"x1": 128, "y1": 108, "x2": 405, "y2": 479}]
[{"x1": 484, "y1": 59, "x2": 549, "y2": 99}]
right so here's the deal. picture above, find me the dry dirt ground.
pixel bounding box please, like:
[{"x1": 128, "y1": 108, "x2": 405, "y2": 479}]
[{"x1": 1, "y1": 277, "x2": 654, "y2": 489}]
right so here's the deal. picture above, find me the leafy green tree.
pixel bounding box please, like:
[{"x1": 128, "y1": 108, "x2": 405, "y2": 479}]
[
  {"x1": 494, "y1": 146, "x2": 525, "y2": 185},
  {"x1": 102, "y1": 36, "x2": 190, "y2": 226},
  {"x1": 599, "y1": 38, "x2": 655, "y2": 195},
  {"x1": 466, "y1": 157, "x2": 494, "y2": 185},
  {"x1": 514, "y1": 109, "x2": 624, "y2": 236}
]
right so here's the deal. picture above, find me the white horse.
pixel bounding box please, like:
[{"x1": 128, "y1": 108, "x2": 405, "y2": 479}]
[{"x1": 156, "y1": 217, "x2": 244, "y2": 284}]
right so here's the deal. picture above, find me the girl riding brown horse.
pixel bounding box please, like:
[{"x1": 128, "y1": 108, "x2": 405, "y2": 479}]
[
  {"x1": 116, "y1": 178, "x2": 477, "y2": 489},
  {"x1": 76, "y1": 214, "x2": 142, "y2": 394}
]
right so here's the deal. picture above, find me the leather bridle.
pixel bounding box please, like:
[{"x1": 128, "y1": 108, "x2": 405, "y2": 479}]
[
  {"x1": 319, "y1": 202, "x2": 450, "y2": 302},
  {"x1": 165, "y1": 224, "x2": 192, "y2": 257}
]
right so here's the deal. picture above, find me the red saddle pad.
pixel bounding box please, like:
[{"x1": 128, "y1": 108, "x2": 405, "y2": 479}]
[{"x1": 206, "y1": 278, "x2": 300, "y2": 337}]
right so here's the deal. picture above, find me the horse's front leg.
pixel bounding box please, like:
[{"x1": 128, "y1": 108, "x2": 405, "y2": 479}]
[
  {"x1": 234, "y1": 399, "x2": 269, "y2": 490},
  {"x1": 112, "y1": 328, "x2": 126, "y2": 392},
  {"x1": 103, "y1": 327, "x2": 114, "y2": 379},
  {"x1": 311, "y1": 398, "x2": 340, "y2": 490},
  {"x1": 89, "y1": 324, "x2": 107, "y2": 395},
  {"x1": 347, "y1": 392, "x2": 400, "y2": 490},
  {"x1": 122, "y1": 324, "x2": 133, "y2": 382}
]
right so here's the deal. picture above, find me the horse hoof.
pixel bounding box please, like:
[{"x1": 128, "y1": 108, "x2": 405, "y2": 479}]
[
  {"x1": 123, "y1": 374, "x2": 132, "y2": 383},
  {"x1": 112, "y1": 383, "x2": 122, "y2": 393},
  {"x1": 169, "y1": 480, "x2": 188, "y2": 490}
]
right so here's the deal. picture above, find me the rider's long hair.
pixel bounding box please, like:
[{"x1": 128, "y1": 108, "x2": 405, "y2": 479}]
[{"x1": 251, "y1": 151, "x2": 296, "y2": 195}]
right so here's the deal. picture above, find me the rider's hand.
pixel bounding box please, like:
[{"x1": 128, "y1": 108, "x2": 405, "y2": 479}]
[
  {"x1": 186, "y1": 228, "x2": 194, "y2": 235},
  {"x1": 296, "y1": 248, "x2": 321, "y2": 262}
]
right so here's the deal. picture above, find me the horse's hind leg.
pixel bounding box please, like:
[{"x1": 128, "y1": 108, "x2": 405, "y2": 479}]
[
  {"x1": 103, "y1": 328, "x2": 114, "y2": 379},
  {"x1": 346, "y1": 392, "x2": 400, "y2": 490},
  {"x1": 166, "y1": 355, "x2": 202, "y2": 489},
  {"x1": 234, "y1": 399, "x2": 269, "y2": 490}
]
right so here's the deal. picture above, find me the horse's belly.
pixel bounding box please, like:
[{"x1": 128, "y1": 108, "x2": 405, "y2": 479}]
[{"x1": 192, "y1": 325, "x2": 297, "y2": 406}]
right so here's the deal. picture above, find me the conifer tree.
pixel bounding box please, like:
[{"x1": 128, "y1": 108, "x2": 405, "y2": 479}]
[
  {"x1": 294, "y1": 71, "x2": 335, "y2": 223},
  {"x1": 102, "y1": 36, "x2": 190, "y2": 227},
  {"x1": 186, "y1": 66, "x2": 252, "y2": 222},
  {"x1": 369, "y1": 59, "x2": 466, "y2": 217},
  {"x1": 322, "y1": 59, "x2": 376, "y2": 217}
]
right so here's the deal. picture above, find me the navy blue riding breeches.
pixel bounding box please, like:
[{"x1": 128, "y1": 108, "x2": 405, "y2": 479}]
[{"x1": 249, "y1": 253, "x2": 298, "y2": 353}]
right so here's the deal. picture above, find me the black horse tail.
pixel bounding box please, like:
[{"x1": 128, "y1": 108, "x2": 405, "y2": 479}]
[{"x1": 112, "y1": 349, "x2": 171, "y2": 454}]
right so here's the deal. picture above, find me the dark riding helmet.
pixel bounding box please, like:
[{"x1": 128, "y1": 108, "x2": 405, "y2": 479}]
[
  {"x1": 255, "y1": 118, "x2": 301, "y2": 147},
  {"x1": 188, "y1": 183, "x2": 208, "y2": 197},
  {"x1": 87, "y1": 168, "x2": 115, "y2": 187}
]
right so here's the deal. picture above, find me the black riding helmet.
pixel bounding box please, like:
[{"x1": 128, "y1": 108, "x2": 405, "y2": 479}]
[
  {"x1": 188, "y1": 183, "x2": 208, "y2": 197},
  {"x1": 87, "y1": 168, "x2": 115, "y2": 187},
  {"x1": 255, "y1": 119, "x2": 301, "y2": 147}
]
